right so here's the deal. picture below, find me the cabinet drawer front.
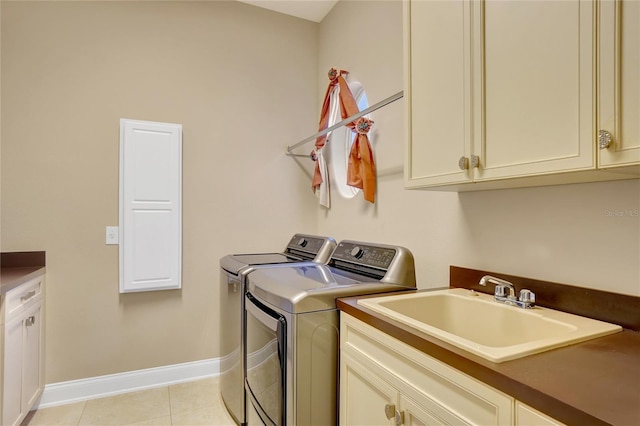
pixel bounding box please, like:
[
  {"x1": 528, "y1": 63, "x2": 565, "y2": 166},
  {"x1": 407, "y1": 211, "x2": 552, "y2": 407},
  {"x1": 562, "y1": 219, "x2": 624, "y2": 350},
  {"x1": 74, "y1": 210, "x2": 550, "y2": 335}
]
[{"x1": 5, "y1": 276, "x2": 44, "y2": 318}]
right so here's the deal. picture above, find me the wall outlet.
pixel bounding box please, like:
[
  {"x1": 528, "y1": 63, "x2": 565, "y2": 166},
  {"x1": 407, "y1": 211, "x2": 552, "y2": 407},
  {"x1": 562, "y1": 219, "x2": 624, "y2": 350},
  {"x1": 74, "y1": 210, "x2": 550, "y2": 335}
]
[{"x1": 106, "y1": 226, "x2": 119, "y2": 245}]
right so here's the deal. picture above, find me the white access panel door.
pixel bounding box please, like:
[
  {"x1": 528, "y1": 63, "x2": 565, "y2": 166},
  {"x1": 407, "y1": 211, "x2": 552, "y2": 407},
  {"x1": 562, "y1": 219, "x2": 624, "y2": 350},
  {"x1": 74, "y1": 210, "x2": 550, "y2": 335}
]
[{"x1": 119, "y1": 119, "x2": 182, "y2": 293}]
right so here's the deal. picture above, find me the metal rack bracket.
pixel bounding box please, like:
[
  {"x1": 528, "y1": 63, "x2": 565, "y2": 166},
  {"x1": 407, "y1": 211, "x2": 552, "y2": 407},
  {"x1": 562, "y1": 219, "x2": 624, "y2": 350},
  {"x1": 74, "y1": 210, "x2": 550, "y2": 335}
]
[{"x1": 286, "y1": 90, "x2": 403, "y2": 157}]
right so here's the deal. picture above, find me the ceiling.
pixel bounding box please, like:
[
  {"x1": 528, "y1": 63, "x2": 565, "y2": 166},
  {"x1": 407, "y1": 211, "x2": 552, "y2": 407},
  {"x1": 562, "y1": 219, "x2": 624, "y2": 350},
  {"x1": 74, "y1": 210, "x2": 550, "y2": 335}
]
[{"x1": 237, "y1": 0, "x2": 339, "y2": 23}]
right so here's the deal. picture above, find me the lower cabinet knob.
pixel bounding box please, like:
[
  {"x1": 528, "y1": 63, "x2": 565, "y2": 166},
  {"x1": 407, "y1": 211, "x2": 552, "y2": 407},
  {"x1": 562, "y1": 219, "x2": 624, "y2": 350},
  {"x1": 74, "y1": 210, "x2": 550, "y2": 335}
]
[{"x1": 384, "y1": 404, "x2": 396, "y2": 420}]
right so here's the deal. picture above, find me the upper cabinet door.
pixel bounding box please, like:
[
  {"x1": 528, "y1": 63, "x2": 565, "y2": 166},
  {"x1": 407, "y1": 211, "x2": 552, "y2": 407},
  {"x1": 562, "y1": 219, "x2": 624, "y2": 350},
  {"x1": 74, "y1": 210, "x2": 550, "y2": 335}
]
[
  {"x1": 473, "y1": 0, "x2": 596, "y2": 181},
  {"x1": 598, "y1": 0, "x2": 640, "y2": 170},
  {"x1": 404, "y1": 0, "x2": 473, "y2": 188}
]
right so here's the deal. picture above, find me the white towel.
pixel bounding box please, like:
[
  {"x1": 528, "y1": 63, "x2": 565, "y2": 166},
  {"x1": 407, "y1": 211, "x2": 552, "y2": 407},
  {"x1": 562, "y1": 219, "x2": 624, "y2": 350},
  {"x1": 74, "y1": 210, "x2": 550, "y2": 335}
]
[{"x1": 315, "y1": 87, "x2": 342, "y2": 208}]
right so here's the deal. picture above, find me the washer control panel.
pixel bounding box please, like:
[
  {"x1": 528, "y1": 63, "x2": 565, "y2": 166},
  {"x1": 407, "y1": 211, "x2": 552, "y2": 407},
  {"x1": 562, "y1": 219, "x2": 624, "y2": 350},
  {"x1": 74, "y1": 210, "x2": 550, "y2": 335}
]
[{"x1": 285, "y1": 234, "x2": 336, "y2": 262}]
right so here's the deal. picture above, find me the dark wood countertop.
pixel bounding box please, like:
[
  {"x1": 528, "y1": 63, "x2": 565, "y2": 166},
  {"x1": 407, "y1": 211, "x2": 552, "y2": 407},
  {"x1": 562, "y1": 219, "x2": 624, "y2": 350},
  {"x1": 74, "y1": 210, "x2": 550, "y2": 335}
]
[
  {"x1": 1, "y1": 251, "x2": 46, "y2": 294},
  {"x1": 1, "y1": 266, "x2": 46, "y2": 294},
  {"x1": 338, "y1": 290, "x2": 640, "y2": 426}
]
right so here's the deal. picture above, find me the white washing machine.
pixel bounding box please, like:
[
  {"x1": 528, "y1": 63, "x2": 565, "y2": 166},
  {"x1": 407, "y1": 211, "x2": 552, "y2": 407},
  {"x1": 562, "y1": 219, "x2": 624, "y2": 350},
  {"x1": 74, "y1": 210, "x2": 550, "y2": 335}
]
[
  {"x1": 219, "y1": 234, "x2": 336, "y2": 425},
  {"x1": 244, "y1": 240, "x2": 416, "y2": 426}
]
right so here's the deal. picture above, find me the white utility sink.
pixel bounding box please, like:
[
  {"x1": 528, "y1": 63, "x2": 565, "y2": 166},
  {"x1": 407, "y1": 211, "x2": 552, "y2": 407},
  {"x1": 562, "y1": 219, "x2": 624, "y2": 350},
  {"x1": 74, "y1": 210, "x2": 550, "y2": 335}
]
[{"x1": 358, "y1": 288, "x2": 622, "y2": 362}]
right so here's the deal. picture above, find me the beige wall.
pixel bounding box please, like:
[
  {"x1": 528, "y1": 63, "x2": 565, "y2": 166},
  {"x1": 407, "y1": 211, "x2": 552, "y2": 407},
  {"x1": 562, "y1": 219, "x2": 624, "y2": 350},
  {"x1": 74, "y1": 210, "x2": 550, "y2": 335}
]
[
  {"x1": 2, "y1": 0, "x2": 639, "y2": 387},
  {"x1": 318, "y1": 0, "x2": 640, "y2": 296},
  {"x1": 1, "y1": 1, "x2": 319, "y2": 383}
]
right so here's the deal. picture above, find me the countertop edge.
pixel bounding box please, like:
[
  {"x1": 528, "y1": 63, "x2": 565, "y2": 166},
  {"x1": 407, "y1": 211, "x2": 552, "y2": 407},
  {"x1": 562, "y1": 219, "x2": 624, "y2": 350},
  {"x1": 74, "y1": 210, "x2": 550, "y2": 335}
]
[
  {"x1": 1, "y1": 266, "x2": 46, "y2": 294},
  {"x1": 337, "y1": 292, "x2": 640, "y2": 426}
]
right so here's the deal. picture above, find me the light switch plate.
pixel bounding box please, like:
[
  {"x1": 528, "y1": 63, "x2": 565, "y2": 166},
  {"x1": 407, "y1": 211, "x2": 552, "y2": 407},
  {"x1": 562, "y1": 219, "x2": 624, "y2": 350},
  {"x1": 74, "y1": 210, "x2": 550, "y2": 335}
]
[{"x1": 106, "y1": 226, "x2": 119, "y2": 245}]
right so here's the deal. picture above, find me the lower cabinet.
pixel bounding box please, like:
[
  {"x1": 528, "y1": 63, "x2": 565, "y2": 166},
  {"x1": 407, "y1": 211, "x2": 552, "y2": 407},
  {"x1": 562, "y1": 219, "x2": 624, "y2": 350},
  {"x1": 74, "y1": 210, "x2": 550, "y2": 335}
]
[
  {"x1": 1, "y1": 275, "x2": 46, "y2": 426},
  {"x1": 341, "y1": 352, "x2": 465, "y2": 425},
  {"x1": 340, "y1": 313, "x2": 564, "y2": 426}
]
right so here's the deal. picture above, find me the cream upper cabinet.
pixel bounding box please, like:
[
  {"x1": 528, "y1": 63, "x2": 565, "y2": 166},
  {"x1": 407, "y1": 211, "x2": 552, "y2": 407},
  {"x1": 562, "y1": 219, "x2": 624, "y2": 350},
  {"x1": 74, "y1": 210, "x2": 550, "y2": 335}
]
[
  {"x1": 598, "y1": 0, "x2": 640, "y2": 169},
  {"x1": 405, "y1": 0, "x2": 638, "y2": 191},
  {"x1": 472, "y1": 0, "x2": 595, "y2": 182},
  {"x1": 404, "y1": 0, "x2": 473, "y2": 187}
]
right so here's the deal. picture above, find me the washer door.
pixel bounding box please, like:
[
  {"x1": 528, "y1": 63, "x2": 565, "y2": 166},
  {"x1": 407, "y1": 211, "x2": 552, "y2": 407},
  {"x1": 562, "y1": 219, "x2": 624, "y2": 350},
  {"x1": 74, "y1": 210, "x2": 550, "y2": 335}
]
[{"x1": 245, "y1": 293, "x2": 287, "y2": 426}]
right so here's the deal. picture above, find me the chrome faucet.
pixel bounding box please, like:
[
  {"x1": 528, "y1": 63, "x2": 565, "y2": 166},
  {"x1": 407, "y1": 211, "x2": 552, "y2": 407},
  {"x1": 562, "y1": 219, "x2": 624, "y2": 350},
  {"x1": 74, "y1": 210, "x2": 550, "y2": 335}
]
[{"x1": 479, "y1": 275, "x2": 536, "y2": 309}]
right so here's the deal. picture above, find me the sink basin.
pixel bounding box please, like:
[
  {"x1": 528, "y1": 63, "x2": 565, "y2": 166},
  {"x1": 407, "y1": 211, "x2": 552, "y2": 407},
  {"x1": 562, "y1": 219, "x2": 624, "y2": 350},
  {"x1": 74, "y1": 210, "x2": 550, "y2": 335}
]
[{"x1": 358, "y1": 288, "x2": 622, "y2": 362}]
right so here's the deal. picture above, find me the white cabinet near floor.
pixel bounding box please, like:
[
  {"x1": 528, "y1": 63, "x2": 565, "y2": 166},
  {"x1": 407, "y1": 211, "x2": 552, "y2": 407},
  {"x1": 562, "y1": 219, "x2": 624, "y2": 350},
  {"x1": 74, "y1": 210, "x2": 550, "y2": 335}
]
[
  {"x1": 404, "y1": 0, "x2": 639, "y2": 191},
  {"x1": 340, "y1": 313, "x2": 513, "y2": 425},
  {"x1": 1, "y1": 275, "x2": 46, "y2": 426}
]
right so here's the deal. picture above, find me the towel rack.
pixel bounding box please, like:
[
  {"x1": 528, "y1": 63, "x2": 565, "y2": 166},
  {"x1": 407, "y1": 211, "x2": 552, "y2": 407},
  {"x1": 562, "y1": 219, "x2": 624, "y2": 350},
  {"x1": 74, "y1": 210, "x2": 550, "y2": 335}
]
[{"x1": 286, "y1": 90, "x2": 404, "y2": 158}]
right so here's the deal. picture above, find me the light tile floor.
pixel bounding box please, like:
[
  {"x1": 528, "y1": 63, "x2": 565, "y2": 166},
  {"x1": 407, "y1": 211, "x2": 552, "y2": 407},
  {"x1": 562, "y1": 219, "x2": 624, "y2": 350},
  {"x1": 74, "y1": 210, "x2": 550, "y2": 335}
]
[{"x1": 21, "y1": 377, "x2": 236, "y2": 426}]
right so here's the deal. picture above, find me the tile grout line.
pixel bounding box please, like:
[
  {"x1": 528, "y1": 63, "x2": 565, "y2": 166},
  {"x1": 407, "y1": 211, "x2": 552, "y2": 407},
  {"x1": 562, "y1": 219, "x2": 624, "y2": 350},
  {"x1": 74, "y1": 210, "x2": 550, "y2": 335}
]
[
  {"x1": 167, "y1": 384, "x2": 174, "y2": 426},
  {"x1": 76, "y1": 400, "x2": 86, "y2": 426}
]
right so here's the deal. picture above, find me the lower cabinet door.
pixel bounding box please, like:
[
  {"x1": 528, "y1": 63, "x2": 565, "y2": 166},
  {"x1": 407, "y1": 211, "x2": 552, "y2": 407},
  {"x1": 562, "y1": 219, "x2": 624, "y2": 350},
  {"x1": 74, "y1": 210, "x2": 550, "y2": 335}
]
[
  {"x1": 3, "y1": 317, "x2": 24, "y2": 426},
  {"x1": 399, "y1": 394, "x2": 452, "y2": 426},
  {"x1": 22, "y1": 304, "x2": 43, "y2": 411},
  {"x1": 340, "y1": 353, "x2": 397, "y2": 426},
  {"x1": 340, "y1": 352, "x2": 459, "y2": 426}
]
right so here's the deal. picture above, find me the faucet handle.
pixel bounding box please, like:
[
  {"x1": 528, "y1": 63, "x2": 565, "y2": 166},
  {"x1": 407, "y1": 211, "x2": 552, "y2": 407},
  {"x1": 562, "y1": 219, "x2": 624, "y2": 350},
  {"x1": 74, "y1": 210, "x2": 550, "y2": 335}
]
[
  {"x1": 519, "y1": 289, "x2": 536, "y2": 304},
  {"x1": 495, "y1": 285, "x2": 509, "y2": 298}
]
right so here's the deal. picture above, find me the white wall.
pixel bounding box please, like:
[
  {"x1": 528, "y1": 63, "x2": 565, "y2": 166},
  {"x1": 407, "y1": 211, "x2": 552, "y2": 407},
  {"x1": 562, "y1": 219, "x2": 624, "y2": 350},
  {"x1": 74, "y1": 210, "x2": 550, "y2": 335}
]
[{"x1": 317, "y1": 0, "x2": 640, "y2": 296}]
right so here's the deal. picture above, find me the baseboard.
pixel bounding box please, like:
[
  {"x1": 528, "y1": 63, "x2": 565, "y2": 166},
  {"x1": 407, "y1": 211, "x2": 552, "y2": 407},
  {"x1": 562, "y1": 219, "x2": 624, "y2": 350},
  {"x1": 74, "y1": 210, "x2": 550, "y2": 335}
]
[
  {"x1": 36, "y1": 358, "x2": 220, "y2": 409},
  {"x1": 247, "y1": 339, "x2": 277, "y2": 370}
]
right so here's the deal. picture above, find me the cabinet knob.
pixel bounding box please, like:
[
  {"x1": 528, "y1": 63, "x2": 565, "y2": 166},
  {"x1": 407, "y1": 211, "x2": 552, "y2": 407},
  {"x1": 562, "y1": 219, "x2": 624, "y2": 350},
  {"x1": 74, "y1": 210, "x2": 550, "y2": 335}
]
[
  {"x1": 599, "y1": 130, "x2": 613, "y2": 150},
  {"x1": 458, "y1": 156, "x2": 469, "y2": 170},
  {"x1": 25, "y1": 316, "x2": 36, "y2": 327},
  {"x1": 384, "y1": 404, "x2": 404, "y2": 425},
  {"x1": 384, "y1": 404, "x2": 396, "y2": 420},
  {"x1": 459, "y1": 156, "x2": 480, "y2": 170}
]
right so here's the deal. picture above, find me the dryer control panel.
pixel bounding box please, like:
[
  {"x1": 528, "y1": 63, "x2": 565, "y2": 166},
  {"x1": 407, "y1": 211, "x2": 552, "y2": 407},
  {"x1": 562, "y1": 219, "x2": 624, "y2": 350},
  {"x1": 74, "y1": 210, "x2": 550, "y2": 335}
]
[
  {"x1": 329, "y1": 240, "x2": 416, "y2": 285},
  {"x1": 331, "y1": 241, "x2": 396, "y2": 270}
]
